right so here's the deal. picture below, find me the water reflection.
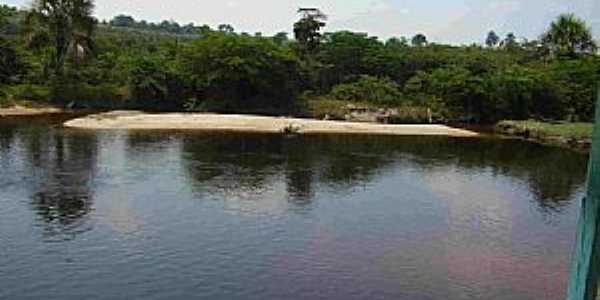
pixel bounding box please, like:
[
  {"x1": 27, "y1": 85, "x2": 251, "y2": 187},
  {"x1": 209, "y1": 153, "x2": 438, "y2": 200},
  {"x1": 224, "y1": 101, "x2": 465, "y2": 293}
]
[
  {"x1": 0, "y1": 116, "x2": 590, "y2": 300},
  {"x1": 31, "y1": 131, "x2": 98, "y2": 239},
  {"x1": 0, "y1": 116, "x2": 98, "y2": 240},
  {"x1": 178, "y1": 134, "x2": 587, "y2": 215},
  {"x1": 0, "y1": 117, "x2": 588, "y2": 234}
]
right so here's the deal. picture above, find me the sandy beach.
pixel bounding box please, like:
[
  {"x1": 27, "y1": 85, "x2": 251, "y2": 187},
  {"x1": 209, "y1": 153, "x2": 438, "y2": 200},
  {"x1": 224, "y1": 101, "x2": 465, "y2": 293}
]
[{"x1": 63, "y1": 111, "x2": 479, "y2": 137}]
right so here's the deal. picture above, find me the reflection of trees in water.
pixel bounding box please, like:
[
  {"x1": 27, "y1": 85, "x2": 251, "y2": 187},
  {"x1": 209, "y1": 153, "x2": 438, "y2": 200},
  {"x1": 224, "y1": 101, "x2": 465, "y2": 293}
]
[
  {"x1": 181, "y1": 134, "x2": 588, "y2": 213},
  {"x1": 181, "y1": 134, "x2": 395, "y2": 208},
  {"x1": 182, "y1": 133, "x2": 285, "y2": 189},
  {"x1": 281, "y1": 138, "x2": 315, "y2": 205},
  {"x1": 421, "y1": 138, "x2": 587, "y2": 213},
  {"x1": 0, "y1": 120, "x2": 17, "y2": 153},
  {"x1": 125, "y1": 131, "x2": 178, "y2": 152},
  {"x1": 24, "y1": 128, "x2": 99, "y2": 240}
]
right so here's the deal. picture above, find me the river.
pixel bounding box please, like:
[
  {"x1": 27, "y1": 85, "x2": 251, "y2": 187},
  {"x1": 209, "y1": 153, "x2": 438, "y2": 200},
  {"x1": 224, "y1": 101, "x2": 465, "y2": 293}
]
[{"x1": 0, "y1": 115, "x2": 589, "y2": 300}]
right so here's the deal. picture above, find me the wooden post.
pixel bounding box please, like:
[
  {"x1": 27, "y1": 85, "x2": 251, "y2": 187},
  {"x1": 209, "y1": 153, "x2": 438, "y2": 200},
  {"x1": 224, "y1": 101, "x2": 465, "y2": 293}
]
[{"x1": 566, "y1": 86, "x2": 600, "y2": 300}]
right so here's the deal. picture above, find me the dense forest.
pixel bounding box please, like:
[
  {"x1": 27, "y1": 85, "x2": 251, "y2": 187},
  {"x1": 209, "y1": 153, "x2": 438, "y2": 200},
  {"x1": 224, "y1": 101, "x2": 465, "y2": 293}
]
[{"x1": 0, "y1": 1, "x2": 599, "y2": 123}]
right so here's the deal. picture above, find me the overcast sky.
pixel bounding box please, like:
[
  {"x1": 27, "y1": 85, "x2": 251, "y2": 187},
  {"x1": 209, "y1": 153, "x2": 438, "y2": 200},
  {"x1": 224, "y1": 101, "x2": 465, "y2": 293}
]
[{"x1": 4, "y1": 0, "x2": 600, "y2": 44}]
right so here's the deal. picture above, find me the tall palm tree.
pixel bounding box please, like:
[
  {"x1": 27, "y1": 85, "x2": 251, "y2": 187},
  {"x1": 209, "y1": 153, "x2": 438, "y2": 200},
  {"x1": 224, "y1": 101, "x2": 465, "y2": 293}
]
[
  {"x1": 23, "y1": 0, "x2": 96, "y2": 76},
  {"x1": 541, "y1": 13, "x2": 597, "y2": 58}
]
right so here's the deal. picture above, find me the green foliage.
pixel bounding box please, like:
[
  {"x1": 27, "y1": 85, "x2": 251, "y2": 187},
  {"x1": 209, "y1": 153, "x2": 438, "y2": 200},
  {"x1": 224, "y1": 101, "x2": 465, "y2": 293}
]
[
  {"x1": 273, "y1": 32, "x2": 289, "y2": 45},
  {"x1": 388, "y1": 107, "x2": 433, "y2": 124},
  {"x1": 500, "y1": 33, "x2": 519, "y2": 51},
  {"x1": 404, "y1": 64, "x2": 576, "y2": 122},
  {"x1": 0, "y1": 91, "x2": 8, "y2": 107},
  {"x1": 486, "y1": 66, "x2": 550, "y2": 120},
  {"x1": 318, "y1": 31, "x2": 384, "y2": 86},
  {"x1": 7, "y1": 84, "x2": 51, "y2": 102},
  {"x1": 128, "y1": 55, "x2": 167, "y2": 101},
  {"x1": 541, "y1": 13, "x2": 597, "y2": 58},
  {"x1": 545, "y1": 58, "x2": 600, "y2": 121},
  {"x1": 411, "y1": 34, "x2": 428, "y2": 47},
  {"x1": 486, "y1": 31, "x2": 500, "y2": 48},
  {"x1": 24, "y1": 0, "x2": 97, "y2": 76},
  {"x1": 108, "y1": 14, "x2": 203, "y2": 36},
  {"x1": 294, "y1": 8, "x2": 327, "y2": 54},
  {"x1": 0, "y1": 38, "x2": 25, "y2": 84},
  {"x1": 51, "y1": 83, "x2": 128, "y2": 107},
  {"x1": 329, "y1": 76, "x2": 404, "y2": 105},
  {"x1": 0, "y1": 5, "x2": 10, "y2": 27},
  {"x1": 405, "y1": 66, "x2": 481, "y2": 120},
  {"x1": 182, "y1": 32, "x2": 300, "y2": 113},
  {"x1": 497, "y1": 120, "x2": 594, "y2": 140},
  {"x1": 0, "y1": 4, "x2": 597, "y2": 125},
  {"x1": 110, "y1": 15, "x2": 135, "y2": 27}
]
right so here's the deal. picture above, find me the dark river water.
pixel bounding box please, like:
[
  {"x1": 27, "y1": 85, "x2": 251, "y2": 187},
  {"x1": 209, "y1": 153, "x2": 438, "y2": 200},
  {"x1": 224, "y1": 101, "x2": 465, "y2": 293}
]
[{"x1": 0, "y1": 115, "x2": 590, "y2": 300}]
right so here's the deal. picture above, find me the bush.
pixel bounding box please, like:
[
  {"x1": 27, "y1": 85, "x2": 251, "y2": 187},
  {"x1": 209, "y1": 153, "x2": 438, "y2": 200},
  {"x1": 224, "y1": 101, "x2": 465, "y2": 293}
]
[
  {"x1": 182, "y1": 32, "x2": 300, "y2": 112},
  {"x1": 51, "y1": 83, "x2": 131, "y2": 108},
  {"x1": 329, "y1": 75, "x2": 404, "y2": 105},
  {"x1": 7, "y1": 84, "x2": 51, "y2": 102},
  {"x1": 388, "y1": 107, "x2": 433, "y2": 124},
  {"x1": 184, "y1": 98, "x2": 224, "y2": 112},
  {"x1": 0, "y1": 87, "x2": 9, "y2": 107},
  {"x1": 304, "y1": 97, "x2": 357, "y2": 120}
]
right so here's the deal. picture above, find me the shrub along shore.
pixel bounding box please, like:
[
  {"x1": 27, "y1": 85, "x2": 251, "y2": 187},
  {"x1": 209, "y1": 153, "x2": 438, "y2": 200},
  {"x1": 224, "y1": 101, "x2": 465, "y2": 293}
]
[{"x1": 496, "y1": 120, "x2": 594, "y2": 150}]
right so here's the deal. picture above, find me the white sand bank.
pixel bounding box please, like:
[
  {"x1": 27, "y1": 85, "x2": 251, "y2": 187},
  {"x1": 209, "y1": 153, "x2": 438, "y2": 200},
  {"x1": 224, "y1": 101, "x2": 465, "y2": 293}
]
[{"x1": 64, "y1": 111, "x2": 479, "y2": 137}]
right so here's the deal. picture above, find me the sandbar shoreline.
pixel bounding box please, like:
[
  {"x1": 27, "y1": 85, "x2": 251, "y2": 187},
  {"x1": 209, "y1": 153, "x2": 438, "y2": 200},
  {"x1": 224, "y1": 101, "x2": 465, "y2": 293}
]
[{"x1": 63, "y1": 111, "x2": 480, "y2": 137}]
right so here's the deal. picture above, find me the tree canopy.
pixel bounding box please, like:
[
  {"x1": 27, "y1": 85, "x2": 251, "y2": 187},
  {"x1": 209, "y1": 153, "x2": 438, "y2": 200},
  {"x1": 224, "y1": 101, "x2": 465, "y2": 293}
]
[
  {"x1": 541, "y1": 13, "x2": 597, "y2": 58},
  {"x1": 23, "y1": 0, "x2": 97, "y2": 76},
  {"x1": 293, "y1": 8, "x2": 327, "y2": 55},
  {"x1": 486, "y1": 31, "x2": 500, "y2": 48},
  {"x1": 1, "y1": 4, "x2": 599, "y2": 123},
  {"x1": 411, "y1": 34, "x2": 428, "y2": 47}
]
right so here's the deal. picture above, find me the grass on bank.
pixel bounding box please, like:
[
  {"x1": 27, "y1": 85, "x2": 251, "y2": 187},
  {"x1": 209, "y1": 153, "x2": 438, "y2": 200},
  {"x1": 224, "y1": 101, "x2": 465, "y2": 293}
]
[
  {"x1": 304, "y1": 97, "x2": 433, "y2": 124},
  {"x1": 497, "y1": 120, "x2": 594, "y2": 140}
]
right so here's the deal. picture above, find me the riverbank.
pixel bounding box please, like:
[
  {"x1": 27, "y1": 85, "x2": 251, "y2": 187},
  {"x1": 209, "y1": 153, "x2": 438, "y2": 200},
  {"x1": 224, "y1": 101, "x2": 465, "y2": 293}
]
[
  {"x1": 496, "y1": 120, "x2": 594, "y2": 150},
  {"x1": 64, "y1": 111, "x2": 479, "y2": 137},
  {"x1": 0, "y1": 105, "x2": 63, "y2": 117}
]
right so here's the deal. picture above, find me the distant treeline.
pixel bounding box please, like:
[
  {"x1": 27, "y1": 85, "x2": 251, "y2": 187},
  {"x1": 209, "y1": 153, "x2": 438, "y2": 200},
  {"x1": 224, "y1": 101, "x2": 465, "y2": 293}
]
[{"x1": 0, "y1": 2, "x2": 599, "y2": 123}]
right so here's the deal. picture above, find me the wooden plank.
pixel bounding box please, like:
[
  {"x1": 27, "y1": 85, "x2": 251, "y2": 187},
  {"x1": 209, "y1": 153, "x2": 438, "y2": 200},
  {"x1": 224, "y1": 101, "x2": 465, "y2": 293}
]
[{"x1": 566, "y1": 86, "x2": 600, "y2": 300}]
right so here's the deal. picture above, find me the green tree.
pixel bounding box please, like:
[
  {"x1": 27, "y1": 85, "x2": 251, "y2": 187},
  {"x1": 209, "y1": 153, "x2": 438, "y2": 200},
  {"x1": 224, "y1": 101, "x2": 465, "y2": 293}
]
[
  {"x1": 0, "y1": 40, "x2": 23, "y2": 85},
  {"x1": 319, "y1": 31, "x2": 384, "y2": 86},
  {"x1": 500, "y1": 33, "x2": 519, "y2": 50},
  {"x1": 128, "y1": 56, "x2": 168, "y2": 103},
  {"x1": 485, "y1": 30, "x2": 499, "y2": 48},
  {"x1": 182, "y1": 33, "x2": 300, "y2": 112},
  {"x1": 405, "y1": 66, "x2": 484, "y2": 120},
  {"x1": 23, "y1": 0, "x2": 97, "y2": 76},
  {"x1": 541, "y1": 13, "x2": 597, "y2": 58},
  {"x1": 0, "y1": 5, "x2": 9, "y2": 28},
  {"x1": 411, "y1": 33, "x2": 427, "y2": 47},
  {"x1": 386, "y1": 37, "x2": 409, "y2": 48},
  {"x1": 218, "y1": 24, "x2": 234, "y2": 34},
  {"x1": 272, "y1": 32, "x2": 289, "y2": 45},
  {"x1": 329, "y1": 75, "x2": 404, "y2": 105},
  {"x1": 0, "y1": 5, "x2": 24, "y2": 86},
  {"x1": 110, "y1": 14, "x2": 135, "y2": 27},
  {"x1": 293, "y1": 8, "x2": 327, "y2": 54}
]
